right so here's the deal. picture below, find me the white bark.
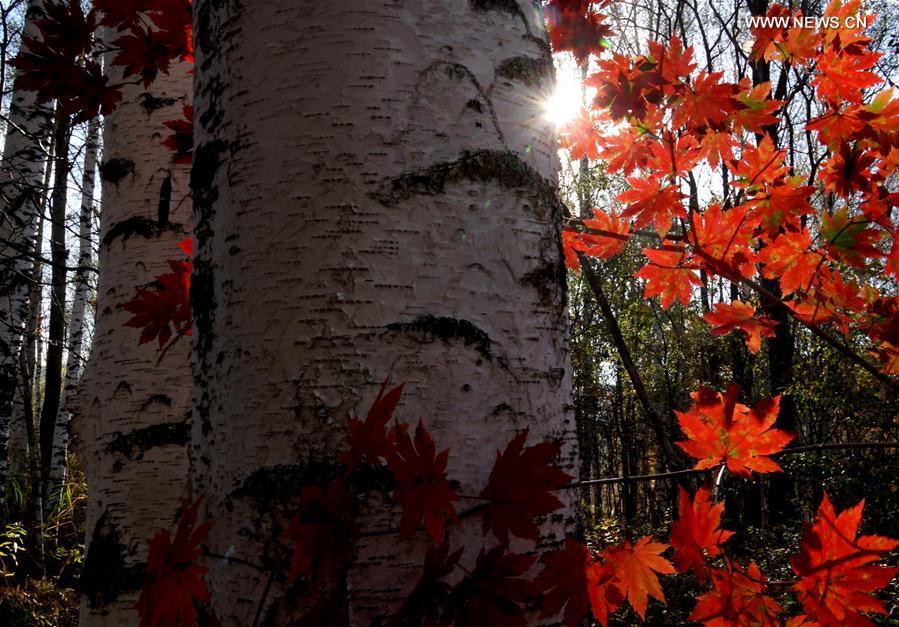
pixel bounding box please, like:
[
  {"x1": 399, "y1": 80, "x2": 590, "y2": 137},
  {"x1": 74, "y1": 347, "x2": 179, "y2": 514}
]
[
  {"x1": 7, "y1": 153, "x2": 50, "y2": 486},
  {"x1": 192, "y1": 1, "x2": 577, "y2": 623},
  {"x1": 46, "y1": 117, "x2": 100, "y2": 510},
  {"x1": 71, "y1": 55, "x2": 193, "y2": 623},
  {"x1": 0, "y1": 0, "x2": 54, "y2": 504}
]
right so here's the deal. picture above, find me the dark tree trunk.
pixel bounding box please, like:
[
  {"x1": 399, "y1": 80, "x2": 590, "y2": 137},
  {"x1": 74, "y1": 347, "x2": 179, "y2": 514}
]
[{"x1": 38, "y1": 111, "x2": 70, "y2": 502}]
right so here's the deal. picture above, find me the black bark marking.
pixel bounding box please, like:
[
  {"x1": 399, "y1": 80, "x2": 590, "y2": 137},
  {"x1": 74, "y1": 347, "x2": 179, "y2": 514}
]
[
  {"x1": 470, "y1": 0, "x2": 521, "y2": 15},
  {"x1": 81, "y1": 510, "x2": 144, "y2": 609},
  {"x1": 139, "y1": 393, "x2": 173, "y2": 413},
  {"x1": 521, "y1": 258, "x2": 567, "y2": 307},
  {"x1": 102, "y1": 216, "x2": 185, "y2": 246},
  {"x1": 233, "y1": 462, "x2": 394, "y2": 513},
  {"x1": 495, "y1": 56, "x2": 550, "y2": 86},
  {"x1": 370, "y1": 149, "x2": 565, "y2": 217},
  {"x1": 99, "y1": 158, "x2": 135, "y2": 184},
  {"x1": 140, "y1": 92, "x2": 178, "y2": 114},
  {"x1": 191, "y1": 139, "x2": 230, "y2": 437},
  {"x1": 158, "y1": 175, "x2": 172, "y2": 226},
  {"x1": 106, "y1": 420, "x2": 190, "y2": 462},
  {"x1": 386, "y1": 315, "x2": 495, "y2": 361}
]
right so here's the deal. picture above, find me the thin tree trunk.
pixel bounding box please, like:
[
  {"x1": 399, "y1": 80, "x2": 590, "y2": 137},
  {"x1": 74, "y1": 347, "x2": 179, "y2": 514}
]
[
  {"x1": 192, "y1": 2, "x2": 577, "y2": 623},
  {"x1": 0, "y1": 0, "x2": 54, "y2": 507},
  {"x1": 7, "y1": 151, "x2": 52, "y2": 490},
  {"x1": 46, "y1": 117, "x2": 100, "y2": 510},
  {"x1": 38, "y1": 108, "x2": 70, "y2": 504},
  {"x1": 71, "y1": 49, "x2": 193, "y2": 625}
]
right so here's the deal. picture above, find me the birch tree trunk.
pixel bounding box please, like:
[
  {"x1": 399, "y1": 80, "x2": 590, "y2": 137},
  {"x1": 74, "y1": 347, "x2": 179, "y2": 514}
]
[
  {"x1": 7, "y1": 152, "x2": 51, "y2": 488},
  {"x1": 46, "y1": 117, "x2": 100, "y2": 510},
  {"x1": 71, "y1": 58, "x2": 193, "y2": 624},
  {"x1": 0, "y1": 0, "x2": 54, "y2": 506},
  {"x1": 192, "y1": 1, "x2": 577, "y2": 623}
]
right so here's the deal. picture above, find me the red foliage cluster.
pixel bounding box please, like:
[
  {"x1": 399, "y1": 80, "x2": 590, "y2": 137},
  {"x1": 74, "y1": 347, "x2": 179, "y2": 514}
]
[
  {"x1": 136, "y1": 381, "x2": 898, "y2": 626},
  {"x1": 561, "y1": 0, "x2": 899, "y2": 377},
  {"x1": 10, "y1": 1, "x2": 192, "y2": 123},
  {"x1": 123, "y1": 238, "x2": 192, "y2": 347}
]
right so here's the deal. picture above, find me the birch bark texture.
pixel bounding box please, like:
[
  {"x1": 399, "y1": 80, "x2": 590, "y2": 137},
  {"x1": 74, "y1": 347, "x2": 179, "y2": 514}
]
[
  {"x1": 71, "y1": 60, "x2": 193, "y2": 625},
  {"x1": 193, "y1": 1, "x2": 577, "y2": 623},
  {"x1": 0, "y1": 0, "x2": 53, "y2": 502}
]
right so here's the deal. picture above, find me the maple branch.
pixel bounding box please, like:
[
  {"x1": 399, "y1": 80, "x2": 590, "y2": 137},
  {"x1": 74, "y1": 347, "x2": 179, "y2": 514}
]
[
  {"x1": 738, "y1": 273, "x2": 899, "y2": 393},
  {"x1": 577, "y1": 252, "x2": 679, "y2": 466}
]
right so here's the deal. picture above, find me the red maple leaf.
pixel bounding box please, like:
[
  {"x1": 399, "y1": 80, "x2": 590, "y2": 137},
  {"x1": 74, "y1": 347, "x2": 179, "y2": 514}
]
[
  {"x1": 820, "y1": 143, "x2": 878, "y2": 197},
  {"x1": 123, "y1": 240, "x2": 192, "y2": 347},
  {"x1": 791, "y1": 493, "x2": 899, "y2": 626},
  {"x1": 704, "y1": 301, "x2": 777, "y2": 355},
  {"x1": 92, "y1": 0, "x2": 154, "y2": 28},
  {"x1": 691, "y1": 203, "x2": 758, "y2": 280},
  {"x1": 560, "y1": 108, "x2": 602, "y2": 161},
  {"x1": 733, "y1": 81, "x2": 783, "y2": 135},
  {"x1": 387, "y1": 420, "x2": 459, "y2": 543},
  {"x1": 444, "y1": 545, "x2": 537, "y2": 627},
  {"x1": 690, "y1": 562, "x2": 782, "y2": 626},
  {"x1": 339, "y1": 380, "x2": 404, "y2": 470},
  {"x1": 600, "y1": 536, "x2": 676, "y2": 619},
  {"x1": 814, "y1": 44, "x2": 882, "y2": 106},
  {"x1": 283, "y1": 480, "x2": 357, "y2": 593},
  {"x1": 390, "y1": 540, "x2": 461, "y2": 627},
  {"x1": 534, "y1": 539, "x2": 593, "y2": 627},
  {"x1": 759, "y1": 229, "x2": 823, "y2": 296},
  {"x1": 478, "y1": 429, "x2": 572, "y2": 543},
  {"x1": 598, "y1": 124, "x2": 650, "y2": 175},
  {"x1": 136, "y1": 499, "x2": 213, "y2": 627},
  {"x1": 821, "y1": 207, "x2": 885, "y2": 268},
  {"x1": 588, "y1": 53, "x2": 665, "y2": 120},
  {"x1": 586, "y1": 560, "x2": 625, "y2": 627},
  {"x1": 675, "y1": 384, "x2": 793, "y2": 477},
  {"x1": 728, "y1": 136, "x2": 789, "y2": 191},
  {"x1": 669, "y1": 486, "x2": 735, "y2": 581},
  {"x1": 672, "y1": 70, "x2": 736, "y2": 129},
  {"x1": 635, "y1": 248, "x2": 701, "y2": 309},
  {"x1": 163, "y1": 105, "x2": 194, "y2": 164},
  {"x1": 112, "y1": 25, "x2": 177, "y2": 87},
  {"x1": 617, "y1": 178, "x2": 686, "y2": 237},
  {"x1": 545, "y1": 3, "x2": 613, "y2": 64}
]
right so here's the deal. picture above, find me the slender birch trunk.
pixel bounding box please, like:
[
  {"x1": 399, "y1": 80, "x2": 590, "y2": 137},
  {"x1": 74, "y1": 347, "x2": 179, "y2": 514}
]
[
  {"x1": 7, "y1": 152, "x2": 51, "y2": 488},
  {"x1": 71, "y1": 55, "x2": 193, "y2": 624},
  {"x1": 192, "y1": 1, "x2": 577, "y2": 623},
  {"x1": 46, "y1": 118, "x2": 100, "y2": 511},
  {"x1": 0, "y1": 0, "x2": 54, "y2": 507}
]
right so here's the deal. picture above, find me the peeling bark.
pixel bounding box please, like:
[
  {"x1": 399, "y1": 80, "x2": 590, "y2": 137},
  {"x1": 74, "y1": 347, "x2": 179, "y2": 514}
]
[
  {"x1": 192, "y1": 1, "x2": 576, "y2": 623},
  {"x1": 71, "y1": 47, "x2": 193, "y2": 624}
]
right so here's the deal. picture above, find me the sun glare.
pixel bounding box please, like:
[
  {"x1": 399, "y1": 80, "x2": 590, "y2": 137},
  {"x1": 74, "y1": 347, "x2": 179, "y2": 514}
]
[{"x1": 544, "y1": 72, "x2": 583, "y2": 127}]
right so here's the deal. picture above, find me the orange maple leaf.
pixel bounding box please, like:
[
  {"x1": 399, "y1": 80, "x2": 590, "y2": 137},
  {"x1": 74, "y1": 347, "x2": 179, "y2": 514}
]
[
  {"x1": 670, "y1": 486, "x2": 735, "y2": 582},
  {"x1": 791, "y1": 493, "x2": 899, "y2": 626},
  {"x1": 704, "y1": 301, "x2": 777, "y2": 354},
  {"x1": 617, "y1": 177, "x2": 686, "y2": 237},
  {"x1": 600, "y1": 536, "x2": 676, "y2": 619},
  {"x1": 759, "y1": 229, "x2": 823, "y2": 296},
  {"x1": 635, "y1": 248, "x2": 701, "y2": 309},
  {"x1": 675, "y1": 384, "x2": 793, "y2": 477},
  {"x1": 690, "y1": 562, "x2": 782, "y2": 626}
]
